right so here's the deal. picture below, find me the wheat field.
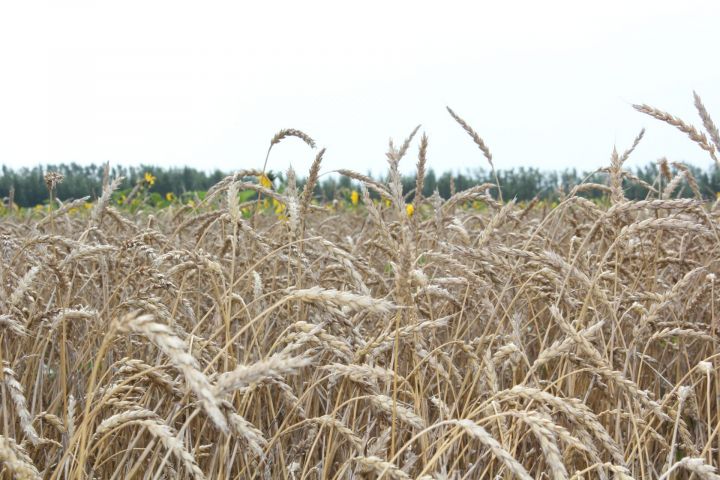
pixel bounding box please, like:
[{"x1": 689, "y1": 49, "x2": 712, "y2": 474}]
[{"x1": 1, "y1": 97, "x2": 720, "y2": 479}]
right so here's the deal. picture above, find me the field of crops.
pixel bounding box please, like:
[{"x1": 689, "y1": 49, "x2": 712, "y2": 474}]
[{"x1": 2, "y1": 102, "x2": 720, "y2": 479}]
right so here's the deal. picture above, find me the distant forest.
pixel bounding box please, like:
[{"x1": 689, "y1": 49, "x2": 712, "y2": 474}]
[{"x1": 1, "y1": 162, "x2": 719, "y2": 207}]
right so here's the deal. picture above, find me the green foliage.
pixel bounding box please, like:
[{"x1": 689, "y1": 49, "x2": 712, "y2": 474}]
[
  {"x1": 0, "y1": 164, "x2": 225, "y2": 207},
  {"x1": 2, "y1": 162, "x2": 720, "y2": 207}
]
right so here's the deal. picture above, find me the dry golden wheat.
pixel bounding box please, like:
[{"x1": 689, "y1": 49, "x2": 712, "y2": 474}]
[{"x1": 0, "y1": 98, "x2": 719, "y2": 478}]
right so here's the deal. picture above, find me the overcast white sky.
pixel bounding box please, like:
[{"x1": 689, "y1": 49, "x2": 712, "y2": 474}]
[{"x1": 1, "y1": 1, "x2": 719, "y2": 177}]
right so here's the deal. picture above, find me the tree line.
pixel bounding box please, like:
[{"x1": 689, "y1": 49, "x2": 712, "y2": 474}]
[{"x1": 1, "y1": 162, "x2": 719, "y2": 207}]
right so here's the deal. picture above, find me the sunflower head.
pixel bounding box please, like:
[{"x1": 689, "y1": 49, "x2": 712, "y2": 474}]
[
  {"x1": 259, "y1": 174, "x2": 273, "y2": 189},
  {"x1": 406, "y1": 203, "x2": 415, "y2": 217}
]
